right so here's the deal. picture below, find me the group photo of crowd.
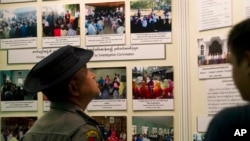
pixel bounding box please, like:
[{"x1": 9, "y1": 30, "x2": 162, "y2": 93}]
[
  {"x1": 85, "y1": 2, "x2": 125, "y2": 35},
  {"x1": 0, "y1": 7, "x2": 37, "y2": 39},
  {"x1": 130, "y1": 0, "x2": 171, "y2": 33},
  {"x1": 132, "y1": 66, "x2": 174, "y2": 99},
  {"x1": 0, "y1": 0, "x2": 172, "y2": 39},
  {"x1": 197, "y1": 37, "x2": 230, "y2": 66},
  {"x1": 42, "y1": 4, "x2": 80, "y2": 37},
  {"x1": 1, "y1": 117, "x2": 37, "y2": 141}
]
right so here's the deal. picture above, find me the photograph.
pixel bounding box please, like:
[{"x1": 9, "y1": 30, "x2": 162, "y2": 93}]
[
  {"x1": 0, "y1": 70, "x2": 37, "y2": 101},
  {"x1": 0, "y1": 7, "x2": 37, "y2": 39},
  {"x1": 193, "y1": 133, "x2": 206, "y2": 141},
  {"x1": 130, "y1": 0, "x2": 171, "y2": 33},
  {"x1": 42, "y1": 4, "x2": 80, "y2": 37},
  {"x1": 197, "y1": 35, "x2": 232, "y2": 79},
  {"x1": 197, "y1": 36, "x2": 230, "y2": 66},
  {"x1": 90, "y1": 67, "x2": 126, "y2": 100},
  {"x1": 92, "y1": 116, "x2": 127, "y2": 141},
  {"x1": 132, "y1": 116, "x2": 173, "y2": 141},
  {"x1": 132, "y1": 66, "x2": 173, "y2": 99},
  {"x1": 1, "y1": 116, "x2": 37, "y2": 141},
  {"x1": 85, "y1": 1, "x2": 125, "y2": 35}
]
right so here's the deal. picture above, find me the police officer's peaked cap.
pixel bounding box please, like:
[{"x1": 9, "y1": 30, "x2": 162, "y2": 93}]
[{"x1": 24, "y1": 45, "x2": 93, "y2": 92}]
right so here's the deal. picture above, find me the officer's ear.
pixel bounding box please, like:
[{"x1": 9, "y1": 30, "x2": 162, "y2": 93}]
[{"x1": 68, "y1": 80, "x2": 79, "y2": 96}]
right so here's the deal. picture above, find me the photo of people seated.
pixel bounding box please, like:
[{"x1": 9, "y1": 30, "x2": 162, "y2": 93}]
[
  {"x1": 130, "y1": 0, "x2": 171, "y2": 33},
  {"x1": 42, "y1": 4, "x2": 80, "y2": 37},
  {"x1": 132, "y1": 66, "x2": 174, "y2": 99},
  {"x1": 85, "y1": 2, "x2": 125, "y2": 35},
  {"x1": 0, "y1": 7, "x2": 37, "y2": 39}
]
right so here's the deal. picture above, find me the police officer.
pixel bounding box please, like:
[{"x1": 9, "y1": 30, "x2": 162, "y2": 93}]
[{"x1": 23, "y1": 45, "x2": 103, "y2": 141}]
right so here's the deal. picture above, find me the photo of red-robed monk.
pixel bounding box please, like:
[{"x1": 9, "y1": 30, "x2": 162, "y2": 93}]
[{"x1": 132, "y1": 66, "x2": 173, "y2": 99}]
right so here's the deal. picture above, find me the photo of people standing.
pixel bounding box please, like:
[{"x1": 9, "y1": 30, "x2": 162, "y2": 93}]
[
  {"x1": 85, "y1": 2, "x2": 125, "y2": 35},
  {"x1": 90, "y1": 67, "x2": 126, "y2": 99},
  {"x1": 130, "y1": 0, "x2": 171, "y2": 33},
  {"x1": 197, "y1": 36, "x2": 230, "y2": 66},
  {"x1": 42, "y1": 4, "x2": 80, "y2": 37},
  {"x1": 0, "y1": 7, "x2": 37, "y2": 39},
  {"x1": 132, "y1": 66, "x2": 174, "y2": 99}
]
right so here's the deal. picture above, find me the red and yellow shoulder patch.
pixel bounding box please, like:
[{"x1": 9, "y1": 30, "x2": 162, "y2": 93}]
[{"x1": 86, "y1": 129, "x2": 100, "y2": 141}]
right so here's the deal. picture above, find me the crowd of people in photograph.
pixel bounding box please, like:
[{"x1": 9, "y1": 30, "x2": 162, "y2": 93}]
[
  {"x1": 198, "y1": 52, "x2": 229, "y2": 66},
  {"x1": 132, "y1": 77, "x2": 174, "y2": 99},
  {"x1": 0, "y1": 16, "x2": 37, "y2": 39},
  {"x1": 131, "y1": 8, "x2": 171, "y2": 33},
  {"x1": 96, "y1": 73, "x2": 126, "y2": 99},
  {"x1": 85, "y1": 8, "x2": 125, "y2": 35},
  {"x1": 42, "y1": 9, "x2": 80, "y2": 37},
  {"x1": 1, "y1": 126, "x2": 29, "y2": 141}
]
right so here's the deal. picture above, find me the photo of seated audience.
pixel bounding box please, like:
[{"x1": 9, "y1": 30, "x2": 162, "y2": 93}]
[
  {"x1": 90, "y1": 67, "x2": 126, "y2": 100},
  {"x1": 130, "y1": 0, "x2": 171, "y2": 33},
  {"x1": 1, "y1": 117, "x2": 37, "y2": 141},
  {"x1": 42, "y1": 4, "x2": 80, "y2": 37},
  {"x1": 0, "y1": 70, "x2": 37, "y2": 101},
  {"x1": 85, "y1": 2, "x2": 125, "y2": 35},
  {"x1": 132, "y1": 66, "x2": 174, "y2": 99},
  {"x1": 0, "y1": 7, "x2": 37, "y2": 39}
]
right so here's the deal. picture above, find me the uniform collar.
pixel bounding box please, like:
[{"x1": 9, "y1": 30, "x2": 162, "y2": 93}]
[
  {"x1": 50, "y1": 102, "x2": 99, "y2": 125},
  {"x1": 50, "y1": 101, "x2": 83, "y2": 113}
]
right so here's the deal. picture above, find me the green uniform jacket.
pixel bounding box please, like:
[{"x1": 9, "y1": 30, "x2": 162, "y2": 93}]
[{"x1": 23, "y1": 102, "x2": 103, "y2": 141}]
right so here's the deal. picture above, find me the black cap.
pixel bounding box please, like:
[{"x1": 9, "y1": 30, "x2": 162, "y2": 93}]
[{"x1": 24, "y1": 45, "x2": 93, "y2": 92}]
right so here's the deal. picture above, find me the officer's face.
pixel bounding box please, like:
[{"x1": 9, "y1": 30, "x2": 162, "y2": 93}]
[{"x1": 72, "y1": 66, "x2": 100, "y2": 101}]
